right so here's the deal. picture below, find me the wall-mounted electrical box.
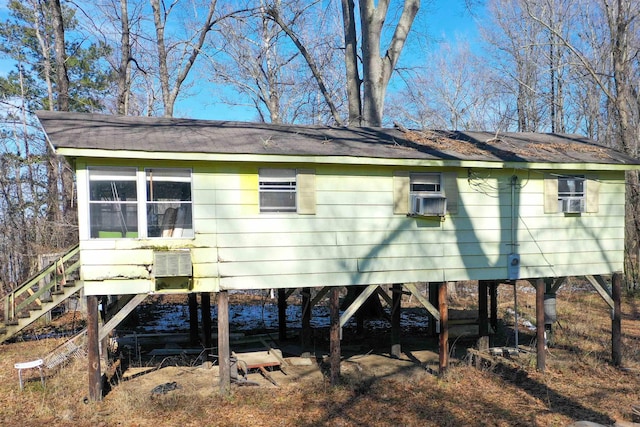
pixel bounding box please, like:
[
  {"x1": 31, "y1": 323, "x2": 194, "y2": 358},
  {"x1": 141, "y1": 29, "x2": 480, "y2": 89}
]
[{"x1": 508, "y1": 253, "x2": 520, "y2": 280}]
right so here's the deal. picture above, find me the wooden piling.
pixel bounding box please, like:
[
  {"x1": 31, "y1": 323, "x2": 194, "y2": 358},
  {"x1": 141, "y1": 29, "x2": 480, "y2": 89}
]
[
  {"x1": 478, "y1": 280, "x2": 489, "y2": 351},
  {"x1": 428, "y1": 282, "x2": 439, "y2": 336},
  {"x1": 438, "y1": 282, "x2": 448, "y2": 374},
  {"x1": 612, "y1": 272, "x2": 622, "y2": 366},
  {"x1": 217, "y1": 291, "x2": 230, "y2": 394},
  {"x1": 301, "y1": 287, "x2": 311, "y2": 349},
  {"x1": 330, "y1": 287, "x2": 340, "y2": 385},
  {"x1": 87, "y1": 295, "x2": 102, "y2": 401},
  {"x1": 535, "y1": 278, "x2": 545, "y2": 372},
  {"x1": 201, "y1": 292, "x2": 212, "y2": 351},
  {"x1": 391, "y1": 283, "x2": 402, "y2": 358},
  {"x1": 278, "y1": 288, "x2": 287, "y2": 341},
  {"x1": 490, "y1": 282, "x2": 498, "y2": 335},
  {"x1": 188, "y1": 293, "x2": 198, "y2": 346}
]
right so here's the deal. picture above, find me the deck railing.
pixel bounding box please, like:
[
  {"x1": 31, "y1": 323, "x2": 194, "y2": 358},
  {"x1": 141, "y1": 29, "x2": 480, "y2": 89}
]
[{"x1": 2, "y1": 244, "x2": 80, "y2": 324}]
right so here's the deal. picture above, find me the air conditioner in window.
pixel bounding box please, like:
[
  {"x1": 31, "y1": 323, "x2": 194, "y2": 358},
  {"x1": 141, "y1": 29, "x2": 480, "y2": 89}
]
[
  {"x1": 561, "y1": 197, "x2": 585, "y2": 213},
  {"x1": 410, "y1": 195, "x2": 447, "y2": 217},
  {"x1": 154, "y1": 250, "x2": 192, "y2": 277}
]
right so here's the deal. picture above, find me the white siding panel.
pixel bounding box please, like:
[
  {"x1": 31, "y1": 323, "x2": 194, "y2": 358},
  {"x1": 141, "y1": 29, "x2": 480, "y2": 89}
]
[
  {"x1": 316, "y1": 191, "x2": 391, "y2": 205},
  {"x1": 193, "y1": 263, "x2": 219, "y2": 278},
  {"x1": 193, "y1": 203, "x2": 216, "y2": 220},
  {"x1": 81, "y1": 249, "x2": 153, "y2": 265},
  {"x1": 191, "y1": 247, "x2": 218, "y2": 263},
  {"x1": 356, "y1": 254, "x2": 503, "y2": 272},
  {"x1": 84, "y1": 279, "x2": 152, "y2": 295},
  {"x1": 218, "y1": 243, "x2": 444, "y2": 262},
  {"x1": 217, "y1": 231, "x2": 337, "y2": 247},
  {"x1": 82, "y1": 265, "x2": 150, "y2": 281},
  {"x1": 317, "y1": 174, "x2": 389, "y2": 191},
  {"x1": 218, "y1": 259, "x2": 359, "y2": 277},
  {"x1": 192, "y1": 277, "x2": 219, "y2": 292},
  {"x1": 193, "y1": 217, "x2": 217, "y2": 234}
]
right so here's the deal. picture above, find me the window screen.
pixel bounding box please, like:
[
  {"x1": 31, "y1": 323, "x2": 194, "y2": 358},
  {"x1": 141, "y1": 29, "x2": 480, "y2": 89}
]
[{"x1": 259, "y1": 169, "x2": 297, "y2": 213}]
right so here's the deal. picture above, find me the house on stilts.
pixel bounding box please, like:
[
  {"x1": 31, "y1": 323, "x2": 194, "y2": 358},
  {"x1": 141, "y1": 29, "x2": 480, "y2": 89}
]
[{"x1": 34, "y1": 110, "x2": 640, "y2": 398}]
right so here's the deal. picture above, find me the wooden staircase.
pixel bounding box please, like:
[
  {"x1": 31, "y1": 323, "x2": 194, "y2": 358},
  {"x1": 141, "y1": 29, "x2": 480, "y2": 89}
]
[{"x1": 0, "y1": 245, "x2": 81, "y2": 344}]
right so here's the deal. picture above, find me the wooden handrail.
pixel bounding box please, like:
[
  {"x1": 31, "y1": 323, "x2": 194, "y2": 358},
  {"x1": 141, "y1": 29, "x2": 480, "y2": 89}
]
[{"x1": 1, "y1": 244, "x2": 80, "y2": 323}]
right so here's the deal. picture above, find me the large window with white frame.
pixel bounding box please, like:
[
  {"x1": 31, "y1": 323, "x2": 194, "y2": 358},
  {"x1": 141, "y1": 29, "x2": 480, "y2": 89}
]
[
  {"x1": 259, "y1": 168, "x2": 297, "y2": 213},
  {"x1": 146, "y1": 168, "x2": 193, "y2": 237},
  {"x1": 89, "y1": 167, "x2": 138, "y2": 238},
  {"x1": 88, "y1": 167, "x2": 193, "y2": 238}
]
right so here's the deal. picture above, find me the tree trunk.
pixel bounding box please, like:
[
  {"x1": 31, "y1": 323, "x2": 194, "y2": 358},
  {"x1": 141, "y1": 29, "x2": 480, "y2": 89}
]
[
  {"x1": 50, "y1": 0, "x2": 69, "y2": 112},
  {"x1": 341, "y1": 0, "x2": 361, "y2": 126},
  {"x1": 117, "y1": 0, "x2": 132, "y2": 115},
  {"x1": 357, "y1": 0, "x2": 420, "y2": 127}
]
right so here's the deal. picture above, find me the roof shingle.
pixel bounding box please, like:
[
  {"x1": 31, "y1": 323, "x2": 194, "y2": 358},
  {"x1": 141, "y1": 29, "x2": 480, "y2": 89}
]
[{"x1": 36, "y1": 111, "x2": 640, "y2": 165}]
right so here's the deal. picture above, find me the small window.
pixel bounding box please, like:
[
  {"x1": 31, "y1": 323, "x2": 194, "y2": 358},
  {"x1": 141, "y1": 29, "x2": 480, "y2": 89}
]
[
  {"x1": 89, "y1": 167, "x2": 138, "y2": 238},
  {"x1": 146, "y1": 168, "x2": 193, "y2": 237},
  {"x1": 409, "y1": 173, "x2": 446, "y2": 216},
  {"x1": 558, "y1": 175, "x2": 585, "y2": 213},
  {"x1": 411, "y1": 173, "x2": 442, "y2": 195},
  {"x1": 259, "y1": 169, "x2": 296, "y2": 213}
]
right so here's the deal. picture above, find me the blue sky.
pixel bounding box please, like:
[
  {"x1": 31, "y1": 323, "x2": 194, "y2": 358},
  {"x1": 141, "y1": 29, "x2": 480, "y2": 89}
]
[
  {"x1": 178, "y1": 1, "x2": 482, "y2": 121},
  {"x1": 0, "y1": 0, "x2": 481, "y2": 121}
]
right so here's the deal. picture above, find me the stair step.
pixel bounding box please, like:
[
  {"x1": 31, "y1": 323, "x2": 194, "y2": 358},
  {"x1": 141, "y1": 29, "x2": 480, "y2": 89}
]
[
  {"x1": 17, "y1": 312, "x2": 31, "y2": 319},
  {"x1": 51, "y1": 291, "x2": 64, "y2": 295},
  {"x1": 6, "y1": 319, "x2": 19, "y2": 326},
  {"x1": 41, "y1": 298, "x2": 53, "y2": 303}
]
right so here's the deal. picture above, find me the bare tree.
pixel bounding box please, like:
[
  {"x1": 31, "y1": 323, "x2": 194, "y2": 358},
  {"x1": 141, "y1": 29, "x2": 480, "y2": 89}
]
[
  {"x1": 211, "y1": 0, "x2": 344, "y2": 124},
  {"x1": 269, "y1": 0, "x2": 421, "y2": 127},
  {"x1": 481, "y1": 0, "x2": 548, "y2": 132},
  {"x1": 342, "y1": 0, "x2": 420, "y2": 126},
  {"x1": 392, "y1": 42, "x2": 510, "y2": 131},
  {"x1": 265, "y1": 1, "x2": 344, "y2": 125}
]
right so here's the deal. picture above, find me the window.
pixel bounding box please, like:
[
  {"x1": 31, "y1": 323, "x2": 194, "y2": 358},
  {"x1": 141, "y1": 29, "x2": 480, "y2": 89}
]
[
  {"x1": 146, "y1": 169, "x2": 193, "y2": 237},
  {"x1": 259, "y1": 169, "x2": 296, "y2": 213},
  {"x1": 409, "y1": 173, "x2": 447, "y2": 216},
  {"x1": 89, "y1": 168, "x2": 138, "y2": 238},
  {"x1": 557, "y1": 175, "x2": 585, "y2": 213},
  {"x1": 88, "y1": 167, "x2": 192, "y2": 238},
  {"x1": 411, "y1": 173, "x2": 442, "y2": 194}
]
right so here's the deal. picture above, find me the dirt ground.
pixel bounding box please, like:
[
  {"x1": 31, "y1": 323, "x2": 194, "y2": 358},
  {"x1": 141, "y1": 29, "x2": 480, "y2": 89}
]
[{"x1": 1, "y1": 283, "x2": 639, "y2": 427}]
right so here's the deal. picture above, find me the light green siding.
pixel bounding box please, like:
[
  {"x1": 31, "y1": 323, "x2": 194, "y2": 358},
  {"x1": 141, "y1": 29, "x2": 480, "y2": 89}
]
[{"x1": 76, "y1": 160, "x2": 627, "y2": 295}]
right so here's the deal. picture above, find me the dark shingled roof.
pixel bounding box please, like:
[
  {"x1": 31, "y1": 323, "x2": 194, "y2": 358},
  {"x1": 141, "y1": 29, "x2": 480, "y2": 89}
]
[{"x1": 36, "y1": 111, "x2": 640, "y2": 165}]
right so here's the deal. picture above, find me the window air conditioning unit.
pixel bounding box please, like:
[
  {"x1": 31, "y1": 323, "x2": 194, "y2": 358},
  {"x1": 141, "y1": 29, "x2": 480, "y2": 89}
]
[
  {"x1": 154, "y1": 250, "x2": 192, "y2": 277},
  {"x1": 561, "y1": 197, "x2": 585, "y2": 213},
  {"x1": 410, "y1": 195, "x2": 447, "y2": 217}
]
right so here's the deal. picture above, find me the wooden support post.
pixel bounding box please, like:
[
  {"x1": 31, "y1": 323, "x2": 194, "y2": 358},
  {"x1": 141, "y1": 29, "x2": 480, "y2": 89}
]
[
  {"x1": 429, "y1": 282, "x2": 439, "y2": 336},
  {"x1": 330, "y1": 287, "x2": 340, "y2": 386},
  {"x1": 535, "y1": 278, "x2": 546, "y2": 372},
  {"x1": 278, "y1": 288, "x2": 287, "y2": 341},
  {"x1": 201, "y1": 292, "x2": 212, "y2": 351},
  {"x1": 188, "y1": 293, "x2": 198, "y2": 346},
  {"x1": 301, "y1": 287, "x2": 312, "y2": 349},
  {"x1": 439, "y1": 282, "x2": 448, "y2": 374},
  {"x1": 612, "y1": 272, "x2": 622, "y2": 367},
  {"x1": 391, "y1": 284, "x2": 402, "y2": 358},
  {"x1": 490, "y1": 282, "x2": 498, "y2": 338},
  {"x1": 87, "y1": 295, "x2": 102, "y2": 401},
  {"x1": 478, "y1": 280, "x2": 489, "y2": 351},
  {"x1": 217, "y1": 291, "x2": 230, "y2": 394}
]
